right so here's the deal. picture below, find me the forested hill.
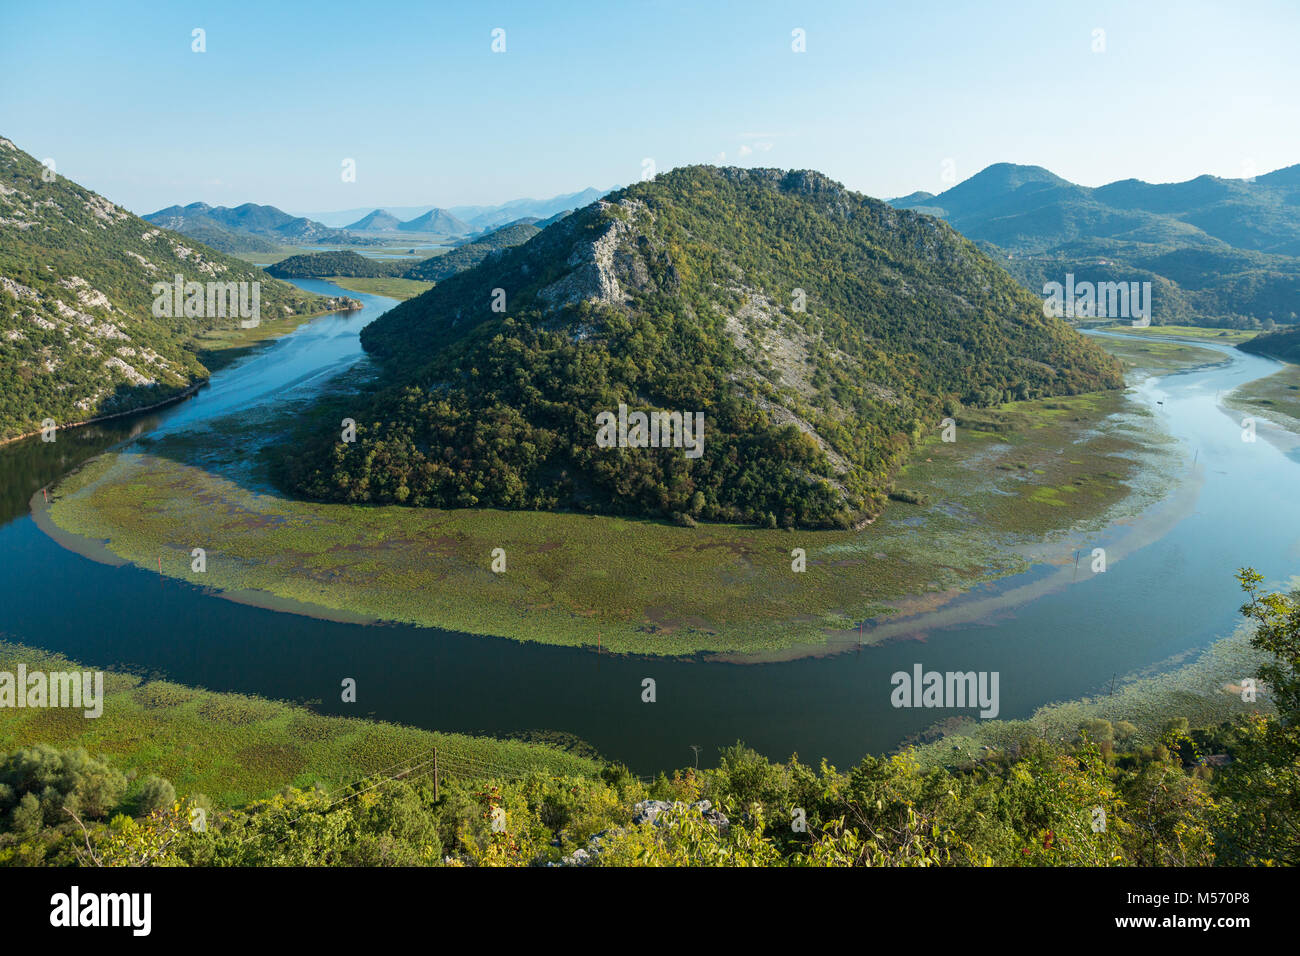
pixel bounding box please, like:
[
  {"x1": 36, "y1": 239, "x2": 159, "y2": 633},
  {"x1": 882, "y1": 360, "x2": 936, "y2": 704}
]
[
  {"x1": 0, "y1": 136, "x2": 350, "y2": 442},
  {"x1": 282, "y1": 165, "x2": 1123, "y2": 529},
  {"x1": 889, "y1": 162, "x2": 1300, "y2": 329},
  {"x1": 1239, "y1": 326, "x2": 1300, "y2": 363},
  {"x1": 267, "y1": 250, "x2": 397, "y2": 280},
  {"x1": 402, "y1": 222, "x2": 542, "y2": 281}
]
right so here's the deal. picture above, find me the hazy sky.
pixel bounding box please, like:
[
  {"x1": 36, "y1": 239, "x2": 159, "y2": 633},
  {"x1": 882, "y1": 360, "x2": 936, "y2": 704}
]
[{"x1": 3, "y1": 0, "x2": 1296, "y2": 215}]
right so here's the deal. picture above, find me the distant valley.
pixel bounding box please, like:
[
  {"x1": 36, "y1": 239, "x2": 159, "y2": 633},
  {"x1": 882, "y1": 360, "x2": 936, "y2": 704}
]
[{"x1": 304, "y1": 185, "x2": 612, "y2": 232}]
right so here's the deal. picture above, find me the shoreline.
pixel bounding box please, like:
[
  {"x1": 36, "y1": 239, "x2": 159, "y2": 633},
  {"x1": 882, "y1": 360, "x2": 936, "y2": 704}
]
[
  {"x1": 26, "y1": 324, "x2": 1253, "y2": 662},
  {"x1": 34, "y1": 405, "x2": 1197, "y2": 663},
  {"x1": 0, "y1": 380, "x2": 207, "y2": 447},
  {"x1": 0, "y1": 301, "x2": 361, "y2": 447}
]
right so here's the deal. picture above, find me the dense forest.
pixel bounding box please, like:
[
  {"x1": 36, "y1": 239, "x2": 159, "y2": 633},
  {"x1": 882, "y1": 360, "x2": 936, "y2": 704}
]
[
  {"x1": 0, "y1": 137, "x2": 349, "y2": 442},
  {"x1": 280, "y1": 165, "x2": 1123, "y2": 529},
  {"x1": 2, "y1": 571, "x2": 1295, "y2": 867}
]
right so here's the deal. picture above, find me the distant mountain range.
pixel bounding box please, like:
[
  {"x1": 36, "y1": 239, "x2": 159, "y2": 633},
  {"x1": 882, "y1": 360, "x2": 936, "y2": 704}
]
[
  {"x1": 0, "y1": 137, "x2": 350, "y2": 442},
  {"x1": 887, "y1": 163, "x2": 1300, "y2": 328},
  {"x1": 143, "y1": 202, "x2": 379, "y2": 253},
  {"x1": 342, "y1": 207, "x2": 473, "y2": 235},
  {"x1": 304, "y1": 186, "x2": 614, "y2": 233},
  {"x1": 397, "y1": 208, "x2": 472, "y2": 235}
]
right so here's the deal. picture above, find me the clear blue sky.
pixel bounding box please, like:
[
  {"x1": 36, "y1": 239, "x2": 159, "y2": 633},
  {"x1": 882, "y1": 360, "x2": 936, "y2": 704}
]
[{"x1": 2, "y1": 0, "x2": 1296, "y2": 215}]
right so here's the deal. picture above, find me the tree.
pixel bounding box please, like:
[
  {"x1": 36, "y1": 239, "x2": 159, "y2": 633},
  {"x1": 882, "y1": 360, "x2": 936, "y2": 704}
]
[
  {"x1": 135, "y1": 776, "x2": 177, "y2": 816},
  {"x1": 1211, "y1": 569, "x2": 1300, "y2": 864}
]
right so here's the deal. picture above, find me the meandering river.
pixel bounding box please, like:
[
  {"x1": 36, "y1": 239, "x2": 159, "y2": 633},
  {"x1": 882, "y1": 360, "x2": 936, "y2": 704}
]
[{"x1": 1, "y1": 284, "x2": 1296, "y2": 773}]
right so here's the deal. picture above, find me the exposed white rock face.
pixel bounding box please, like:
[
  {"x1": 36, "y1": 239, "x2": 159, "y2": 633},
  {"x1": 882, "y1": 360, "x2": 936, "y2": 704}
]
[
  {"x1": 104, "y1": 355, "x2": 155, "y2": 386},
  {"x1": 0, "y1": 275, "x2": 40, "y2": 300},
  {"x1": 60, "y1": 275, "x2": 114, "y2": 311},
  {"x1": 83, "y1": 193, "x2": 128, "y2": 224},
  {"x1": 124, "y1": 250, "x2": 157, "y2": 272},
  {"x1": 537, "y1": 199, "x2": 646, "y2": 309}
]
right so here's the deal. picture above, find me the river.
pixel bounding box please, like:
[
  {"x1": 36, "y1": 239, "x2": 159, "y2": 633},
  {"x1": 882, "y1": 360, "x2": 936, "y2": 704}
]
[{"x1": 1, "y1": 284, "x2": 1296, "y2": 773}]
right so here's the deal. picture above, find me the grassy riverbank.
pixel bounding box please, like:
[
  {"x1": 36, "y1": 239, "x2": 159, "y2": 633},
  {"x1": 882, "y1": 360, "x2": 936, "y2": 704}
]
[
  {"x1": 191, "y1": 309, "x2": 328, "y2": 373},
  {"x1": 909, "y1": 622, "x2": 1274, "y2": 769},
  {"x1": 1097, "y1": 335, "x2": 1229, "y2": 375},
  {"x1": 1226, "y1": 364, "x2": 1300, "y2": 432},
  {"x1": 0, "y1": 640, "x2": 600, "y2": 809},
  {"x1": 43, "y1": 381, "x2": 1177, "y2": 656},
  {"x1": 1097, "y1": 324, "x2": 1260, "y2": 344},
  {"x1": 322, "y1": 275, "x2": 433, "y2": 300}
]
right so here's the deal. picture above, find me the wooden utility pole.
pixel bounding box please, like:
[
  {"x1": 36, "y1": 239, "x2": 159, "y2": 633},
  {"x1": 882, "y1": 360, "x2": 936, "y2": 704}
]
[{"x1": 433, "y1": 748, "x2": 439, "y2": 802}]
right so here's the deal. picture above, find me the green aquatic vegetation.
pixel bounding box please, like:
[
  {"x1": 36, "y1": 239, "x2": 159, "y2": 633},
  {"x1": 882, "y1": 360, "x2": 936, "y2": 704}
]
[
  {"x1": 0, "y1": 641, "x2": 600, "y2": 810},
  {"x1": 45, "y1": 386, "x2": 1176, "y2": 657}
]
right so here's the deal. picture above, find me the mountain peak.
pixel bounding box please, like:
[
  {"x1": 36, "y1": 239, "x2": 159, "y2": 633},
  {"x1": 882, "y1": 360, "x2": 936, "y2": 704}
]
[
  {"x1": 961, "y1": 163, "x2": 1073, "y2": 192},
  {"x1": 283, "y1": 163, "x2": 1121, "y2": 529}
]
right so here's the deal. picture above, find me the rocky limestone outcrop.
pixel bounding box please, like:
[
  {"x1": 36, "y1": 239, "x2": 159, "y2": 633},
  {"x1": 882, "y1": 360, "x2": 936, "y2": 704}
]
[{"x1": 537, "y1": 199, "x2": 648, "y2": 309}]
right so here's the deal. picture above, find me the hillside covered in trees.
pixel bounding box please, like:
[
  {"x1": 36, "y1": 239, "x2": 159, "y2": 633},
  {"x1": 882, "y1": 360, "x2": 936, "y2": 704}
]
[
  {"x1": 267, "y1": 250, "x2": 399, "y2": 280},
  {"x1": 890, "y1": 163, "x2": 1300, "y2": 329},
  {"x1": 1240, "y1": 325, "x2": 1300, "y2": 363},
  {"x1": 0, "y1": 136, "x2": 355, "y2": 442},
  {"x1": 281, "y1": 165, "x2": 1123, "y2": 529}
]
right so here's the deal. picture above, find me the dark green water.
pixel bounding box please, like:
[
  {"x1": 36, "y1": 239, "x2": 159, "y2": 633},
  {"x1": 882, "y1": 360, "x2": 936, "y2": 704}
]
[{"x1": 2, "y1": 289, "x2": 1296, "y2": 773}]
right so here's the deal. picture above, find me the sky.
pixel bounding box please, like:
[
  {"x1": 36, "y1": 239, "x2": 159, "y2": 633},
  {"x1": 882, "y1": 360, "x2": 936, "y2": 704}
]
[{"x1": 2, "y1": 0, "x2": 1297, "y2": 216}]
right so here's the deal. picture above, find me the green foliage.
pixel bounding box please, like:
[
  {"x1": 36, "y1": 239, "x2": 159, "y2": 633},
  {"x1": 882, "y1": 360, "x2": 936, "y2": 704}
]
[
  {"x1": 284, "y1": 166, "x2": 1122, "y2": 529},
  {"x1": 1211, "y1": 570, "x2": 1300, "y2": 865},
  {"x1": 4, "y1": 572, "x2": 1292, "y2": 867},
  {"x1": 0, "y1": 137, "x2": 344, "y2": 441},
  {"x1": 894, "y1": 162, "x2": 1300, "y2": 329},
  {"x1": 1240, "y1": 325, "x2": 1300, "y2": 363},
  {"x1": 134, "y1": 775, "x2": 177, "y2": 816},
  {"x1": 402, "y1": 223, "x2": 542, "y2": 281},
  {"x1": 267, "y1": 250, "x2": 400, "y2": 279},
  {"x1": 0, "y1": 744, "x2": 127, "y2": 827}
]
